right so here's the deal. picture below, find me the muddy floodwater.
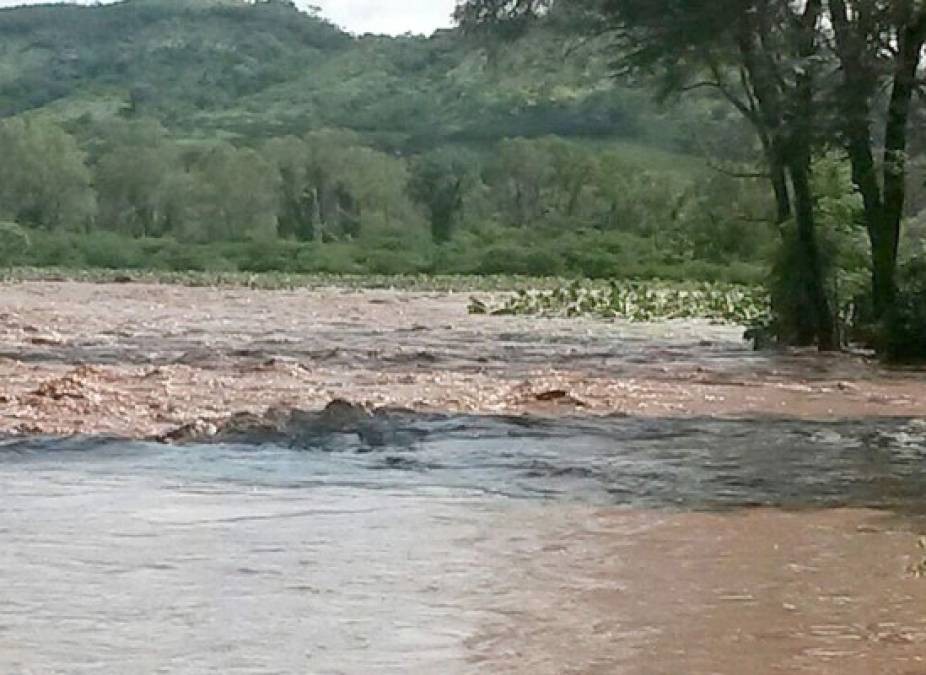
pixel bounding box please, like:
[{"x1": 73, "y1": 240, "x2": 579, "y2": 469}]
[
  {"x1": 2, "y1": 281, "x2": 926, "y2": 673},
  {"x1": 2, "y1": 282, "x2": 926, "y2": 436}
]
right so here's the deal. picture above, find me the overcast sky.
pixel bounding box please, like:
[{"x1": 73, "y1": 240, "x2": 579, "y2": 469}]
[
  {"x1": 312, "y1": 0, "x2": 456, "y2": 35},
  {"x1": 0, "y1": 0, "x2": 459, "y2": 35}
]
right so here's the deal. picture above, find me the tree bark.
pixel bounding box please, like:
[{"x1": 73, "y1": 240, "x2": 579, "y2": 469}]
[
  {"x1": 796, "y1": 0, "x2": 836, "y2": 350},
  {"x1": 755, "y1": 125, "x2": 793, "y2": 226},
  {"x1": 310, "y1": 186, "x2": 322, "y2": 243},
  {"x1": 769, "y1": 142, "x2": 792, "y2": 226},
  {"x1": 789, "y1": 153, "x2": 837, "y2": 349},
  {"x1": 877, "y1": 15, "x2": 925, "y2": 314}
]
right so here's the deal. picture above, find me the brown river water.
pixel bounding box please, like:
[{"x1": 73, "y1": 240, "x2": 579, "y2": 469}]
[{"x1": 2, "y1": 282, "x2": 926, "y2": 673}]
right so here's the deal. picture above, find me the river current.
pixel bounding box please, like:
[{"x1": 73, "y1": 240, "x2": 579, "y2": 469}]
[{"x1": 4, "y1": 414, "x2": 926, "y2": 673}]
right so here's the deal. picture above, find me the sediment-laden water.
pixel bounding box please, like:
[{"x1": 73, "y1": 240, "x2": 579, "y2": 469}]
[{"x1": 3, "y1": 414, "x2": 926, "y2": 673}]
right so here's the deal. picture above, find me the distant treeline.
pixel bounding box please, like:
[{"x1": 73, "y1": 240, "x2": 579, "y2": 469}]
[{"x1": 0, "y1": 115, "x2": 775, "y2": 282}]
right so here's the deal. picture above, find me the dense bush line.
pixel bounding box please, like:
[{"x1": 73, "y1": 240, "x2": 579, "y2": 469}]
[
  {"x1": 10, "y1": 230, "x2": 766, "y2": 285},
  {"x1": 0, "y1": 116, "x2": 773, "y2": 284}
]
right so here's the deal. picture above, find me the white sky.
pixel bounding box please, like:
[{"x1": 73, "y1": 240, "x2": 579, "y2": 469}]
[
  {"x1": 0, "y1": 0, "x2": 459, "y2": 35},
  {"x1": 311, "y1": 0, "x2": 456, "y2": 35}
]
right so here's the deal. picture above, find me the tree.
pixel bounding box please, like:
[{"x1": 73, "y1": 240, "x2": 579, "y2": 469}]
[
  {"x1": 459, "y1": 0, "x2": 839, "y2": 348},
  {"x1": 185, "y1": 144, "x2": 281, "y2": 241},
  {"x1": 543, "y1": 137, "x2": 597, "y2": 218},
  {"x1": 408, "y1": 148, "x2": 478, "y2": 243},
  {"x1": 827, "y1": 0, "x2": 926, "y2": 319},
  {"x1": 684, "y1": 173, "x2": 775, "y2": 264},
  {"x1": 461, "y1": 0, "x2": 926, "y2": 345},
  {"x1": 94, "y1": 119, "x2": 182, "y2": 238},
  {"x1": 340, "y1": 145, "x2": 414, "y2": 233},
  {"x1": 593, "y1": 153, "x2": 688, "y2": 237},
  {"x1": 0, "y1": 117, "x2": 96, "y2": 230},
  {"x1": 300, "y1": 129, "x2": 365, "y2": 242},
  {"x1": 262, "y1": 136, "x2": 316, "y2": 240},
  {"x1": 608, "y1": 0, "x2": 838, "y2": 347},
  {"x1": 610, "y1": 0, "x2": 926, "y2": 329},
  {"x1": 491, "y1": 137, "x2": 555, "y2": 225},
  {"x1": 263, "y1": 130, "x2": 417, "y2": 243}
]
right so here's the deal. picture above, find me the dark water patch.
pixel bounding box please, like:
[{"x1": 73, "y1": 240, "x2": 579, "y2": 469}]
[
  {"x1": 0, "y1": 434, "x2": 127, "y2": 455},
  {"x1": 3, "y1": 413, "x2": 926, "y2": 511},
  {"x1": 381, "y1": 350, "x2": 442, "y2": 365}
]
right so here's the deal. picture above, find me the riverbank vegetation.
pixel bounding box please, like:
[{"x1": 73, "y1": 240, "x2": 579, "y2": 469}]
[{"x1": 0, "y1": 114, "x2": 770, "y2": 284}]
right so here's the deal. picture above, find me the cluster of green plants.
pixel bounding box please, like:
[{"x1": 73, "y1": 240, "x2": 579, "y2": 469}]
[
  {"x1": 468, "y1": 280, "x2": 769, "y2": 325},
  {"x1": 10, "y1": 228, "x2": 766, "y2": 284}
]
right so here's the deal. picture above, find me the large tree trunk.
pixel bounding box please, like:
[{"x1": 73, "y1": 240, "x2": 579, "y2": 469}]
[
  {"x1": 870, "y1": 220, "x2": 897, "y2": 318},
  {"x1": 791, "y1": 0, "x2": 836, "y2": 350},
  {"x1": 788, "y1": 155, "x2": 837, "y2": 350},
  {"x1": 877, "y1": 16, "x2": 925, "y2": 315},
  {"x1": 829, "y1": 0, "x2": 925, "y2": 320}
]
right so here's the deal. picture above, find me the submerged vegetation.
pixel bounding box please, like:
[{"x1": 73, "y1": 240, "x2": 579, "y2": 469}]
[{"x1": 469, "y1": 281, "x2": 769, "y2": 325}]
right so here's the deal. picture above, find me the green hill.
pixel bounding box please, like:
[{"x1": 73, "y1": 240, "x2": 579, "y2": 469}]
[{"x1": 0, "y1": 0, "x2": 691, "y2": 153}]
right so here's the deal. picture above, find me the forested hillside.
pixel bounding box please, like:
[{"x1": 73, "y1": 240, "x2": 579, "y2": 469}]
[
  {"x1": 0, "y1": 0, "x2": 771, "y2": 281},
  {"x1": 0, "y1": 0, "x2": 692, "y2": 148}
]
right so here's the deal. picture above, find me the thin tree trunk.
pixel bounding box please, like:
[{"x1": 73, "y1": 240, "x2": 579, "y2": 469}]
[
  {"x1": 752, "y1": 123, "x2": 792, "y2": 226},
  {"x1": 310, "y1": 186, "x2": 322, "y2": 243},
  {"x1": 734, "y1": 9, "x2": 793, "y2": 230}
]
